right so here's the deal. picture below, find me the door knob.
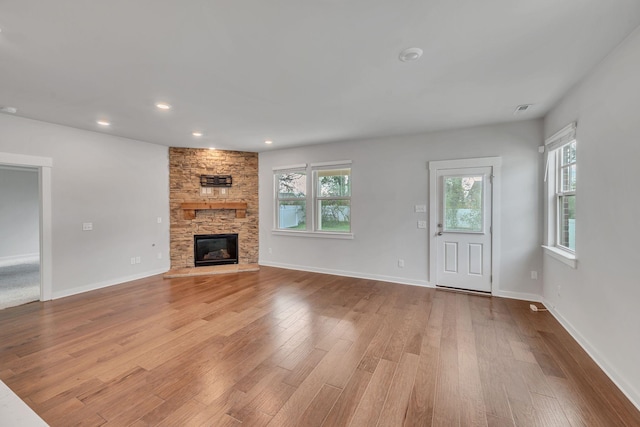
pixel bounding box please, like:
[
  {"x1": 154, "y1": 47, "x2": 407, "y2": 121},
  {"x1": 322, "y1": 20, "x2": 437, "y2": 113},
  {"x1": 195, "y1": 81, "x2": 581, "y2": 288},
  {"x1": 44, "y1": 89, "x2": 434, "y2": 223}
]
[{"x1": 437, "y1": 231, "x2": 443, "y2": 236}]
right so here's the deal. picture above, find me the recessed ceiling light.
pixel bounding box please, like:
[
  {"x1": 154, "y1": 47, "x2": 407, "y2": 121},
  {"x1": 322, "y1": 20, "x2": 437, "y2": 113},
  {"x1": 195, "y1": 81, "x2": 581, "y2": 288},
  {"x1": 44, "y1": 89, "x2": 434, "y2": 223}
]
[
  {"x1": 97, "y1": 120, "x2": 111, "y2": 126},
  {"x1": 399, "y1": 47, "x2": 423, "y2": 62},
  {"x1": 0, "y1": 106, "x2": 17, "y2": 114},
  {"x1": 155, "y1": 102, "x2": 171, "y2": 110},
  {"x1": 192, "y1": 131, "x2": 203, "y2": 137},
  {"x1": 264, "y1": 140, "x2": 273, "y2": 145}
]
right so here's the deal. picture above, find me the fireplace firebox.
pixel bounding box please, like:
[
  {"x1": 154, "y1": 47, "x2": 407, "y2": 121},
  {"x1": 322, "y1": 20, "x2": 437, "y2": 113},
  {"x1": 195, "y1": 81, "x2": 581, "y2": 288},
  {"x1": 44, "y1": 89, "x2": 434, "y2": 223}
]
[{"x1": 194, "y1": 234, "x2": 238, "y2": 267}]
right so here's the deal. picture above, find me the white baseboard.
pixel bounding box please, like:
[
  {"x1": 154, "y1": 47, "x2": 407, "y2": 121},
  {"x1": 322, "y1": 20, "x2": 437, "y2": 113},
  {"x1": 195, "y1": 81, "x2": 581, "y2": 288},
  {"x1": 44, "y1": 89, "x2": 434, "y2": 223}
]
[
  {"x1": 259, "y1": 261, "x2": 432, "y2": 288},
  {"x1": 544, "y1": 299, "x2": 640, "y2": 412},
  {"x1": 259, "y1": 262, "x2": 551, "y2": 304},
  {"x1": 492, "y1": 289, "x2": 542, "y2": 302},
  {"x1": 51, "y1": 268, "x2": 169, "y2": 300},
  {"x1": 0, "y1": 253, "x2": 39, "y2": 268}
]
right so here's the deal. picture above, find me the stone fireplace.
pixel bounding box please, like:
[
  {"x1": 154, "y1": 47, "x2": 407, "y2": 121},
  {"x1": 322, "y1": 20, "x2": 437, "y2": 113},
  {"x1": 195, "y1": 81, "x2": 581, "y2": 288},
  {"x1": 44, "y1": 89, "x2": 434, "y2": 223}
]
[{"x1": 169, "y1": 148, "x2": 258, "y2": 269}]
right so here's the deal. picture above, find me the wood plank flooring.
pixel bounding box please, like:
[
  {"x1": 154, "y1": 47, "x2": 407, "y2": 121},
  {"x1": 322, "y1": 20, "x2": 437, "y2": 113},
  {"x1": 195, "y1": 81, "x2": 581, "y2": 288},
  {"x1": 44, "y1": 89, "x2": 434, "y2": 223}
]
[{"x1": 0, "y1": 267, "x2": 638, "y2": 426}]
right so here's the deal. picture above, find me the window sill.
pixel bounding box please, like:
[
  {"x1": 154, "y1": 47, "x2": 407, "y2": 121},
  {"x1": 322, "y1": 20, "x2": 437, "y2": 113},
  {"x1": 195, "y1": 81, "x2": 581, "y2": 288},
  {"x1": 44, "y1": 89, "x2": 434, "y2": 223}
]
[
  {"x1": 542, "y1": 245, "x2": 577, "y2": 269},
  {"x1": 272, "y1": 229, "x2": 354, "y2": 240}
]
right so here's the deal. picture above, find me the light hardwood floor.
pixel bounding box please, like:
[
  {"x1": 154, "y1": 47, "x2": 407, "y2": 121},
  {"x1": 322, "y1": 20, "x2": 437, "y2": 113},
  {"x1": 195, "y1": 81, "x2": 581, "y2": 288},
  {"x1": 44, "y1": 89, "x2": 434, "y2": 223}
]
[{"x1": 0, "y1": 267, "x2": 638, "y2": 426}]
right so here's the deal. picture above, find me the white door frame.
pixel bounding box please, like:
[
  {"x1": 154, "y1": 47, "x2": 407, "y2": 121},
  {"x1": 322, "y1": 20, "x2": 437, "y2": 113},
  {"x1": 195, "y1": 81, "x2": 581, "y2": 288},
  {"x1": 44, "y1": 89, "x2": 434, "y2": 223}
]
[
  {"x1": 428, "y1": 157, "x2": 501, "y2": 294},
  {"x1": 0, "y1": 152, "x2": 53, "y2": 301}
]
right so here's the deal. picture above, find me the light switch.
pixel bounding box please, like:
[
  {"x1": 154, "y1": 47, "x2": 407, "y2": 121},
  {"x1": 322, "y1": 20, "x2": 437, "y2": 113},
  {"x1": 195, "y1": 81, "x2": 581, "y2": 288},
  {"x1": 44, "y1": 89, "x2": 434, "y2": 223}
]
[
  {"x1": 415, "y1": 205, "x2": 427, "y2": 213},
  {"x1": 82, "y1": 222, "x2": 93, "y2": 231},
  {"x1": 417, "y1": 221, "x2": 427, "y2": 229}
]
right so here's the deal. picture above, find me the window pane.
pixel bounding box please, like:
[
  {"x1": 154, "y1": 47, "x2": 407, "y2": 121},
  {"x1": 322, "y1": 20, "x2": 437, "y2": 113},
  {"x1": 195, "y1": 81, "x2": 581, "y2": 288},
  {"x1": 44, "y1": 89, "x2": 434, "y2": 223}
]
[
  {"x1": 277, "y1": 172, "x2": 306, "y2": 198},
  {"x1": 278, "y1": 200, "x2": 306, "y2": 229},
  {"x1": 561, "y1": 141, "x2": 576, "y2": 165},
  {"x1": 561, "y1": 164, "x2": 576, "y2": 192},
  {"x1": 317, "y1": 200, "x2": 350, "y2": 232},
  {"x1": 559, "y1": 195, "x2": 576, "y2": 250},
  {"x1": 443, "y1": 176, "x2": 483, "y2": 232},
  {"x1": 317, "y1": 169, "x2": 350, "y2": 197}
]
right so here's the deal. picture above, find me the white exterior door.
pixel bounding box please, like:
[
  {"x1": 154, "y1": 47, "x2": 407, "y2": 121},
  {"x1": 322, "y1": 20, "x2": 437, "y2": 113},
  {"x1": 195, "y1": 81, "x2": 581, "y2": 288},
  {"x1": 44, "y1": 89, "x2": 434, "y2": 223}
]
[{"x1": 433, "y1": 166, "x2": 493, "y2": 292}]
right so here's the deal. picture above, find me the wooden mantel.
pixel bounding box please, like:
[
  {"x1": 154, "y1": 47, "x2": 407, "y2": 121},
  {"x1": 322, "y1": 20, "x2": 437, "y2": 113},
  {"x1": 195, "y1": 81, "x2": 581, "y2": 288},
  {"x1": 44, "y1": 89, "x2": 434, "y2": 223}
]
[{"x1": 181, "y1": 202, "x2": 247, "y2": 220}]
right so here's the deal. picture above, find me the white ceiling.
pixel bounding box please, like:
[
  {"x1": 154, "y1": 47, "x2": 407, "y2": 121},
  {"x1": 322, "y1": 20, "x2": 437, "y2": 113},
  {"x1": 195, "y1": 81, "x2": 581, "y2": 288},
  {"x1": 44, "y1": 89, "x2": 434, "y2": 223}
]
[{"x1": 1, "y1": 1, "x2": 640, "y2": 152}]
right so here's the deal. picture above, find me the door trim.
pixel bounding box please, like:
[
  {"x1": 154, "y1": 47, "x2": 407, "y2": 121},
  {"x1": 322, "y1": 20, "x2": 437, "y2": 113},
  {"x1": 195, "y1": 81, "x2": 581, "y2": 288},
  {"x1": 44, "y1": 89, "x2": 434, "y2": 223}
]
[
  {"x1": 428, "y1": 157, "x2": 502, "y2": 294},
  {"x1": 0, "y1": 152, "x2": 53, "y2": 301}
]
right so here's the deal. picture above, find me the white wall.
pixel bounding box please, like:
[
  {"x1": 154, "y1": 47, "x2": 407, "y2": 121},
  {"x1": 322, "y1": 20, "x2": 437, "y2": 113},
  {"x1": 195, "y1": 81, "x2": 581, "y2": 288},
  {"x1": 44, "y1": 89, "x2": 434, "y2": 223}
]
[
  {"x1": 0, "y1": 167, "x2": 39, "y2": 261},
  {"x1": 259, "y1": 120, "x2": 544, "y2": 299},
  {"x1": 543, "y1": 26, "x2": 640, "y2": 407},
  {"x1": 0, "y1": 114, "x2": 170, "y2": 298}
]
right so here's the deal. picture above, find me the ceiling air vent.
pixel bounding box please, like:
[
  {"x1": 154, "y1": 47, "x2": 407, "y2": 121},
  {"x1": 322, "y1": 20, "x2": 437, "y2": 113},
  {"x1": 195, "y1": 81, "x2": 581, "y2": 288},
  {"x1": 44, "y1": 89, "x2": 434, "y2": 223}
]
[{"x1": 514, "y1": 104, "x2": 532, "y2": 115}]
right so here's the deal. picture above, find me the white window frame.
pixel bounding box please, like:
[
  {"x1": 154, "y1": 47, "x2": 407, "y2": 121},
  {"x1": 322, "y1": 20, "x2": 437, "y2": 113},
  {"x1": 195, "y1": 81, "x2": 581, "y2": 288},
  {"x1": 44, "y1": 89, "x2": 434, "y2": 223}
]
[
  {"x1": 555, "y1": 141, "x2": 576, "y2": 252},
  {"x1": 543, "y1": 123, "x2": 577, "y2": 268},
  {"x1": 272, "y1": 160, "x2": 353, "y2": 239},
  {"x1": 273, "y1": 164, "x2": 307, "y2": 232},
  {"x1": 312, "y1": 163, "x2": 352, "y2": 233}
]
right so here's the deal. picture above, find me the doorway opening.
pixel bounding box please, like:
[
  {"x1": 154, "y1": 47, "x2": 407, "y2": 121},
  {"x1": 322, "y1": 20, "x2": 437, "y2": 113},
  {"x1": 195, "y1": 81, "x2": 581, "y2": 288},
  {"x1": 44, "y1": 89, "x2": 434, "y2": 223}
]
[
  {"x1": 0, "y1": 152, "x2": 53, "y2": 309},
  {"x1": 0, "y1": 166, "x2": 40, "y2": 309}
]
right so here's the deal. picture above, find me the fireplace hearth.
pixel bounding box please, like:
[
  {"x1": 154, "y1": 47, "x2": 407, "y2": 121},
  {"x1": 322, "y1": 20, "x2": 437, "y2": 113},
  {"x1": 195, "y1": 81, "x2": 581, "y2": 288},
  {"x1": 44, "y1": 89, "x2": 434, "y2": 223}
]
[{"x1": 194, "y1": 234, "x2": 238, "y2": 267}]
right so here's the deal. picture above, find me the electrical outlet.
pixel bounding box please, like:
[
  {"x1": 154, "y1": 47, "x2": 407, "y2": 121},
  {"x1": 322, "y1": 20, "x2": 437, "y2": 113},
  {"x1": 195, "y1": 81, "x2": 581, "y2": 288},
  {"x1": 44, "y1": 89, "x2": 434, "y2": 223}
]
[
  {"x1": 82, "y1": 222, "x2": 93, "y2": 231},
  {"x1": 398, "y1": 259, "x2": 405, "y2": 268},
  {"x1": 130, "y1": 257, "x2": 136, "y2": 265},
  {"x1": 157, "y1": 217, "x2": 162, "y2": 224},
  {"x1": 135, "y1": 256, "x2": 141, "y2": 264},
  {"x1": 417, "y1": 220, "x2": 427, "y2": 229},
  {"x1": 531, "y1": 271, "x2": 538, "y2": 280}
]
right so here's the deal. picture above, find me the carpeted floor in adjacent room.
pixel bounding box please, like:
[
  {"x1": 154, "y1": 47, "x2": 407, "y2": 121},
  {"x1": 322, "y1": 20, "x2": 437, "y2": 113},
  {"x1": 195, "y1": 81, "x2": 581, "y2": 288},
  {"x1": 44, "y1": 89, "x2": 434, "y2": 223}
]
[{"x1": 0, "y1": 261, "x2": 39, "y2": 310}]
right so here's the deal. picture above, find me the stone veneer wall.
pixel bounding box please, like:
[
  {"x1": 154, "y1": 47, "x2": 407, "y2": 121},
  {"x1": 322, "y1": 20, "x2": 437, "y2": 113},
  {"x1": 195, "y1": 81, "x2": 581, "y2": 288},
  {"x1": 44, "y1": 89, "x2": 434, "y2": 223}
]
[{"x1": 169, "y1": 148, "x2": 258, "y2": 268}]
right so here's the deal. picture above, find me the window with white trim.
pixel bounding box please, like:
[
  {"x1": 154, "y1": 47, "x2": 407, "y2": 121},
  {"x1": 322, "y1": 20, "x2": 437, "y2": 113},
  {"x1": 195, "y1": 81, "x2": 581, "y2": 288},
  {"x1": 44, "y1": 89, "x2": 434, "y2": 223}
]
[
  {"x1": 545, "y1": 123, "x2": 577, "y2": 254},
  {"x1": 274, "y1": 161, "x2": 352, "y2": 235},
  {"x1": 556, "y1": 140, "x2": 576, "y2": 250},
  {"x1": 313, "y1": 166, "x2": 351, "y2": 232},
  {"x1": 275, "y1": 166, "x2": 307, "y2": 231}
]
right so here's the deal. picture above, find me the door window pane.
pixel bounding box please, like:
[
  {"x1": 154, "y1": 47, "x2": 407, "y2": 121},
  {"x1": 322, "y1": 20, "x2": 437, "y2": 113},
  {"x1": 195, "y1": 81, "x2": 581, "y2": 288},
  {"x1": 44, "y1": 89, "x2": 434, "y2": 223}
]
[{"x1": 443, "y1": 176, "x2": 483, "y2": 232}]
